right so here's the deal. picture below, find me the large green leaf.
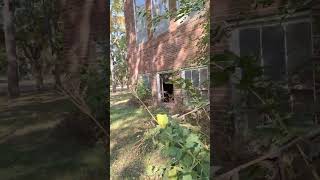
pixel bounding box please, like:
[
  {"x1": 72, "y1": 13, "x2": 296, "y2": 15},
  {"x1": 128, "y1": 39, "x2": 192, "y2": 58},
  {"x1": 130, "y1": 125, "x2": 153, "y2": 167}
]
[
  {"x1": 182, "y1": 174, "x2": 193, "y2": 180},
  {"x1": 166, "y1": 146, "x2": 182, "y2": 160},
  {"x1": 185, "y1": 133, "x2": 200, "y2": 148},
  {"x1": 168, "y1": 167, "x2": 178, "y2": 180},
  {"x1": 181, "y1": 154, "x2": 193, "y2": 167}
]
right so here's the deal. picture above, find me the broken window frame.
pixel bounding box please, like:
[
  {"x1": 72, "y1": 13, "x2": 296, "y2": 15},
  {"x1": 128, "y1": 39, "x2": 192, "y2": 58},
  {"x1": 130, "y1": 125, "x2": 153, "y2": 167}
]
[{"x1": 182, "y1": 66, "x2": 209, "y2": 98}]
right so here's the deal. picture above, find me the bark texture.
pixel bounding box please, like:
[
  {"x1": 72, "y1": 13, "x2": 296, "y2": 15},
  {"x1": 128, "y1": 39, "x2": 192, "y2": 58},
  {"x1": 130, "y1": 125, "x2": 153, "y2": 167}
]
[{"x1": 3, "y1": 0, "x2": 20, "y2": 97}]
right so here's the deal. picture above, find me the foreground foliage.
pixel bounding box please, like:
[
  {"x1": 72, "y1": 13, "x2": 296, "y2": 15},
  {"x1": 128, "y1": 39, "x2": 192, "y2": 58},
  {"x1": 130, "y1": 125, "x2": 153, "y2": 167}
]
[
  {"x1": 143, "y1": 115, "x2": 210, "y2": 179},
  {"x1": 135, "y1": 79, "x2": 152, "y2": 103}
]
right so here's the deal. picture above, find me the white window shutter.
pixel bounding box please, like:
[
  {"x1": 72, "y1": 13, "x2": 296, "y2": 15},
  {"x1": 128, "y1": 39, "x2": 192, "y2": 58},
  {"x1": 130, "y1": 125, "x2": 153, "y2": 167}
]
[{"x1": 156, "y1": 73, "x2": 161, "y2": 100}]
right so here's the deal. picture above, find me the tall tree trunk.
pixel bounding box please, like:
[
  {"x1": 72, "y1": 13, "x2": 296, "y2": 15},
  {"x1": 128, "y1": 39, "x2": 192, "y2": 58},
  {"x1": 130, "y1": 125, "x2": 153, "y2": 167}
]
[
  {"x1": 53, "y1": 63, "x2": 62, "y2": 88},
  {"x1": 3, "y1": 0, "x2": 20, "y2": 98},
  {"x1": 111, "y1": 56, "x2": 116, "y2": 92},
  {"x1": 62, "y1": 1, "x2": 108, "y2": 176},
  {"x1": 62, "y1": 0, "x2": 94, "y2": 93},
  {"x1": 33, "y1": 63, "x2": 44, "y2": 91},
  {"x1": 35, "y1": 71, "x2": 44, "y2": 91},
  {"x1": 126, "y1": 76, "x2": 130, "y2": 89},
  {"x1": 112, "y1": 82, "x2": 117, "y2": 92}
]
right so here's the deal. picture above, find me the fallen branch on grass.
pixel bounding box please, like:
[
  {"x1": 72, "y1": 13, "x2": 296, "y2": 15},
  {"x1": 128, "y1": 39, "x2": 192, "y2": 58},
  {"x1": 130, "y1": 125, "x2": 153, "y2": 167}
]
[
  {"x1": 176, "y1": 103, "x2": 209, "y2": 120},
  {"x1": 214, "y1": 128, "x2": 320, "y2": 180},
  {"x1": 129, "y1": 88, "x2": 157, "y2": 125},
  {"x1": 57, "y1": 85, "x2": 107, "y2": 136}
]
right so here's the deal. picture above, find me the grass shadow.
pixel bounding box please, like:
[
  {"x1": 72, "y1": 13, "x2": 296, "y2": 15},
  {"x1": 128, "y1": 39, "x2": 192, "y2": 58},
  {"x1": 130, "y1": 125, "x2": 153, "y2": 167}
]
[{"x1": 0, "y1": 91, "x2": 106, "y2": 180}]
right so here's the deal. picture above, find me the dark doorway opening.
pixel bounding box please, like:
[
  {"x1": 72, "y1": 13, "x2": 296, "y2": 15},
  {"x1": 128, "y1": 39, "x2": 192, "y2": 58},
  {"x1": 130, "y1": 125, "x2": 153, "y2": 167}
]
[{"x1": 160, "y1": 73, "x2": 174, "y2": 103}]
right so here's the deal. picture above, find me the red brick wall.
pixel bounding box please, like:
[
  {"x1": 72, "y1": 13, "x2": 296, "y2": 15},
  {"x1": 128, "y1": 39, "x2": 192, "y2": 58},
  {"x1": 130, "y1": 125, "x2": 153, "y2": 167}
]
[
  {"x1": 124, "y1": 0, "x2": 205, "y2": 89},
  {"x1": 213, "y1": 0, "x2": 287, "y2": 22}
]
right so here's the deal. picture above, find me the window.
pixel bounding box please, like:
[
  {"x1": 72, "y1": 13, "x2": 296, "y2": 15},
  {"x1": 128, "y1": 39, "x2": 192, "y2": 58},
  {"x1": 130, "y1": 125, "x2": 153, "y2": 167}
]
[
  {"x1": 134, "y1": 0, "x2": 148, "y2": 44},
  {"x1": 238, "y1": 20, "x2": 312, "y2": 126},
  {"x1": 185, "y1": 70, "x2": 191, "y2": 80},
  {"x1": 239, "y1": 21, "x2": 311, "y2": 80},
  {"x1": 141, "y1": 74, "x2": 151, "y2": 89},
  {"x1": 142, "y1": 75, "x2": 151, "y2": 88},
  {"x1": 176, "y1": 0, "x2": 180, "y2": 9},
  {"x1": 262, "y1": 25, "x2": 286, "y2": 80},
  {"x1": 286, "y1": 22, "x2": 311, "y2": 75},
  {"x1": 183, "y1": 67, "x2": 208, "y2": 97},
  {"x1": 152, "y1": 0, "x2": 169, "y2": 36},
  {"x1": 239, "y1": 28, "x2": 260, "y2": 58},
  {"x1": 0, "y1": 7, "x2": 2, "y2": 23},
  {"x1": 199, "y1": 68, "x2": 208, "y2": 89},
  {"x1": 184, "y1": 67, "x2": 208, "y2": 88}
]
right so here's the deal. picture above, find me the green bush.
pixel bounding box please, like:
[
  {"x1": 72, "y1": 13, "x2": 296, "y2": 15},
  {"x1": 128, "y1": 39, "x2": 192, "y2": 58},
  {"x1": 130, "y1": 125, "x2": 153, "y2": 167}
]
[
  {"x1": 57, "y1": 44, "x2": 109, "y2": 145},
  {"x1": 82, "y1": 66, "x2": 107, "y2": 120},
  {"x1": 64, "y1": 59, "x2": 108, "y2": 143},
  {"x1": 136, "y1": 79, "x2": 151, "y2": 102},
  {"x1": 144, "y1": 118, "x2": 210, "y2": 179}
]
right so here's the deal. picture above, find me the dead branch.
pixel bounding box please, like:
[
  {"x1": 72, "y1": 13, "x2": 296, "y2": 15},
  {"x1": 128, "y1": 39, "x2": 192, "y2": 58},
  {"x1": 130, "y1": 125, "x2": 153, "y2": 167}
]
[
  {"x1": 57, "y1": 85, "x2": 107, "y2": 136},
  {"x1": 177, "y1": 106, "x2": 202, "y2": 119},
  {"x1": 214, "y1": 128, "x2": 320, "y2": 180},
  {"x1": 129, "y1": 88, "x2": 157, "y2": 125},
  {"x1": 296, "y1": 145, "x2": 320, "y2": 180}
]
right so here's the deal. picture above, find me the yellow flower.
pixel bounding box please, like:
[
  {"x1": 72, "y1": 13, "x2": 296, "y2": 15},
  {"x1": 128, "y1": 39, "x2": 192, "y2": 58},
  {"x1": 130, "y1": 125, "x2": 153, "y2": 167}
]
[{"x1": 156, "y1": 114, "x2": 169, "y2": 128}]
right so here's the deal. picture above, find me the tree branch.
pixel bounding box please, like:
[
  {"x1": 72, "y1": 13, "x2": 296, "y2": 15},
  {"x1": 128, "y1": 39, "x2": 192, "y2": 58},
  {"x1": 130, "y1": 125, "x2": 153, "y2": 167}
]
[{"x1": 214, "y1": 128, "x2": 320, "y2": 179}]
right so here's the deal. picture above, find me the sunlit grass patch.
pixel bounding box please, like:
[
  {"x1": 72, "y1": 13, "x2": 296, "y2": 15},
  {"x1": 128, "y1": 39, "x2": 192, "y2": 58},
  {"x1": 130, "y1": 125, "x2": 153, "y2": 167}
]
[{"x1": 110, "y1": 92, "x2": 161, "y2": 178}]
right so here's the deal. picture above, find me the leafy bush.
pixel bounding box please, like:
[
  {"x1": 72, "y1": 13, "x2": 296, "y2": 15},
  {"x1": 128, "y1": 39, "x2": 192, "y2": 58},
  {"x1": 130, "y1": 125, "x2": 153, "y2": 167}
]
[
  {"x1": 81, "y1": 61, "x2": 108, "y2": 140},
  {"x1": 58, "y1": 59, "x2": 108, "y2": 144},
  {"x1": 136, "y1": 79, "x2": 152, "y2": 102},
  {"x1": 82, "y1": 66, "x2": 107, "y2": 121},
  {"x1": 56, "y1": 41, "x2": 109, "y2": 145},
  {"x1": 144, "y1": 117, "x2": 210, "y2": 179}
]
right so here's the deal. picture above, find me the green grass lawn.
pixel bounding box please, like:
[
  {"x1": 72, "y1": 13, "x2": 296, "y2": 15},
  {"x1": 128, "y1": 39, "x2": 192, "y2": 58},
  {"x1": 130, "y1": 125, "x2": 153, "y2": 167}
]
[
  {"x1": 0, "y1": 91, "x2": 106, "y2": 180},
  {"x1": 110, "y1": 91, "x2": 167, "y2": 179}
]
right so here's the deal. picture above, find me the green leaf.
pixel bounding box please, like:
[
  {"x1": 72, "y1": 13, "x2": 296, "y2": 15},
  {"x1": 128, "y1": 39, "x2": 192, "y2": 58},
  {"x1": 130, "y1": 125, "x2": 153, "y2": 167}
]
[
  {"x1": 146, "y1": 165, "x2": 154, "y2": 176},
  {"x1": 167, "y1": 146, "x2": 182, "y2": 159},
  {"x1": 193, "y1": 143, "x2": 202, "y2": 154},
  {"x1": 200, "y1": 162, "x2": 210, "y2": 176},
  {"x1": 185, "y1": 133, "x2": 200, "y2": 148},
  {"x1": 168, "y1": 167, "x2": 178, "y2": 180},
  {"x1": 181, "y1": 154, "x2": 193, "y2": 167},
  {"x1": 182, "y1": 128, "x2": 190, "y2": 137},
  {"x1": 182, "y1": 174, "x2": 193, "y2": 180}
]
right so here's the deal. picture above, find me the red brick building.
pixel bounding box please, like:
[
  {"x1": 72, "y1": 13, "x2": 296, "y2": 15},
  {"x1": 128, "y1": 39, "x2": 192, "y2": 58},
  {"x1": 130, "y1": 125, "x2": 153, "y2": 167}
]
[{"x1": 124, "y1": 0, "x2": 208, "y2": 106}]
